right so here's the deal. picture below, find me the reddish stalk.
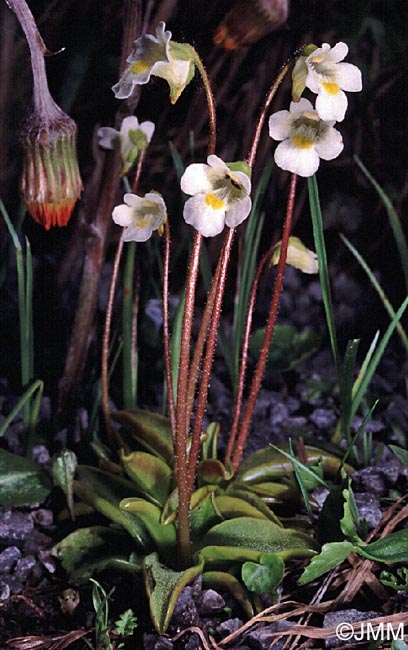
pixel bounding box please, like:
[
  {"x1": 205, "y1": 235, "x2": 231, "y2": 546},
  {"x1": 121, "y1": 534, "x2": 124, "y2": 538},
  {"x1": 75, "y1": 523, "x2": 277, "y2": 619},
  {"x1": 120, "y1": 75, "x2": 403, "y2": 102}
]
[
  {"x1": 187, "y1": 228, "x2": 235, "y2": 492},
  {"x1": 231, "y1": 173, "x2": 298, "y2": 471},
  {"x1": 163, "y1": 220, "x2": 176, "y2": 440},
  {"x1": 101, "y1": 153, "x2": 145, "y2": 439},
  {"x1": 185, "y1": 261, "x2": 222, "y2": 423},
  {"x1": 174, "y1": 50, "x2": 217, "y2": 568},
  {"x1": 225, "y1": 242, "x2": 275, "y2": 465}
]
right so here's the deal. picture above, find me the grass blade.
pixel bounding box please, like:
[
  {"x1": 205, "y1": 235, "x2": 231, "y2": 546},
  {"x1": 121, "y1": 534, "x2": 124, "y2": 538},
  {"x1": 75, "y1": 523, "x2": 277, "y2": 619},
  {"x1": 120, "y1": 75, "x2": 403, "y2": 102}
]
[
  {"x1": 340, "y1": 339, "x2": 360, "y2": 441},
  {"x1": 354, "y1": 155, "x2": 408, "y2": 293},
  {"x1": 308, "y1": 175, "x2": 341, "y2": 377},
  {"x1": 0, "y1": 379, "x2": 43, "y2": 439},
  {"x1": 171, "y1": 289, "x2": 186, "y2": 406}
]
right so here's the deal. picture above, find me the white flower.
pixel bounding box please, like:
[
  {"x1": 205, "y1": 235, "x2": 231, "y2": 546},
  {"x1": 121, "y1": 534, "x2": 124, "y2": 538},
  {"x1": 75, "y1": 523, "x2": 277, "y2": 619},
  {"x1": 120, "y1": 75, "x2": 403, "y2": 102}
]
[
  {"x1": 112, "y1": 192, "x2": 166, "y2": 242},
  {"x1": 180, "y1": 155, "x2": 252, "y2": 237},
  {"x1": 304, "y1": 42, "x2": 362, "y2": 122},
  {"x1": 112, "y1": 22, "x2": 195, "y2": 104},
  {"x1": 98, "y1": 116, "x2": 155, "y2": 175},
  {"x1": 268, "y1": 98, "x2": 343, "y2": 177},
  {"x1": 271, "y1": 236, "x2": 318, "y2": 274}
]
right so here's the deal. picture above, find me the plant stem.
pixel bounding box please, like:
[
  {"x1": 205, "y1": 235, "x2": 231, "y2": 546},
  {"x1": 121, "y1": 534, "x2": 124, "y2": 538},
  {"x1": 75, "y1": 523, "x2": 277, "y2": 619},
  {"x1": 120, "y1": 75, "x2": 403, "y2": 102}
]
[
  {"x1": 225, "y1": 242, "x2": 275, "y2": 465},
  {"x1": 247, "y1": 62, "x2": 291, "y2": 167},
  {"x1": 187, "y1": 229, "x2": 235, "y2": 491},
  {"x1": 231, "y1": 173, "x2": 298, "y2": 471},
  {"x1": 163, "y1": 220, "x2": 176, "y2": 439},
  {"x1": 174, "y1": 49, "x2": 217, "y2": 569}
]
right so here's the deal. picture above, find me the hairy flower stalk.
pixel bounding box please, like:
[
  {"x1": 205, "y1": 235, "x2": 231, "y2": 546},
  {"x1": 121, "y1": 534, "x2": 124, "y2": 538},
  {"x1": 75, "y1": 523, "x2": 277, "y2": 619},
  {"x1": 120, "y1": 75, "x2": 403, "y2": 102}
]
[{"x1": 6, "y1": 0, "x2": 82, "y2": 229}]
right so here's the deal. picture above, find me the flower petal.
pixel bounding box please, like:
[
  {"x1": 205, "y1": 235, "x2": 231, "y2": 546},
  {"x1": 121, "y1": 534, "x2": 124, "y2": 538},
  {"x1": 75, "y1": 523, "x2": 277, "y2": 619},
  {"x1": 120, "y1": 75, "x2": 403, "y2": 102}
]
[
  {"x1": 336, "y1": 62, "x2": 362, "y2": 92},
  {"x1": 183, "y1": 194, "x2": 226, "y2": 237},
  {"x1": 289, "y1": 97, "x2": 314, "y2": 114},
  {"x1": 274, "y1": 140, "x2": 320, "y2": 177},
  {"x1": 97, "y1": 127, "x2": 118, "y2": 150},
  {"x1": 225, "y1": 196, "x2": 252, "y2": 229},
  {"x1": 327, "y1": 41, "x2": 348, "y2": 63},
  {"x1": 123, "y1": 193, "x2": 144, "y2": 208},
  {"x1": 123, "y1": 224, "x2": 154, "y2": 242},
  {"x1": 120, "y1": 116, "x2": 140, "y2": 136},
  {"x1": 140, "y1": 120, "x2": 155, "y2": 142},
  {"x1": 112, "y1": 204, "x2": 134, "y2": 227},
  {"x1": 181, "y1": 163, "x2": 212, "y2": 195},
  {"x1": 268, "y1": 110, "x2": 293, "y2": 141},
  {"x1": 316, "y1": 87, "x2": 348, "y2": 122},
  {"x1": 314, "y1": 127, "x2": 343, "y2": 160}
]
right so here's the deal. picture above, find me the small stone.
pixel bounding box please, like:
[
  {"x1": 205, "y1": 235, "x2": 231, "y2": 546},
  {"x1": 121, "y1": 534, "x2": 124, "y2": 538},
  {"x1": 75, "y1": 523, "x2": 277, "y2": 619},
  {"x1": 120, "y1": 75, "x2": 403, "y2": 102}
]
[
  {"x1": 0, "y1": 546, "x2": 21, "y2": 573},
  {"x1": 143, "y1": 635, "x2": 173, "y2": 650},
  {"x1": 0, "y1": 510, "x2": 34, "y2": 544},
  {"x1": 172, "y1": 586, "x2": 199, "y2": 626},
  {"x1": 312, "y1": 486, "x2": 330, "y2": 511},
  {"x1": 31, "y1": 509, "x2": 53, "y2": 527},
  {"x1": 310, "y1": 408, "x2": 337, "y2": 430},
  {"x1": 270, "y1": 402, "x2": 289, "y2": 427},
  {"x1": 216, "y1": 617, "x2": 243, "y2": 638},
  {"x1": 185, "y1": 634, "x2": 200, "y2": 650},
  {"x1": 245, "y1": 621, "x2": 289, "y2": 649},
  {"x1": 190, "y1": 574, "x2": 202, "y2": 596},
  {"x1": 38, "y1": 549, "x2": 56, "y2": 573},
  {"x1": 15, "y1": 555, "x2": 36, "y2": 582},
  {"x1": 0, "y1": 580, "x2": 10, "y2": 601},
  {"x1": 197, "y1": 589, "x2": 225, "y2": 614},
  {"x1": 323, "y1": 609, "x2": 380, "y2": 649},
  {"x1": 32, "y1": 444, "x2": 50, "y2": 466},
  {"x1": 22, "y1": 528, "x2": 52, "y2": 554},
  {"x1": 354, "y1": 493, "x2": 382, "y2": 528},
  {"x1": 352, "y1": 467, "x2": 386, "y2": 497},
  {"x1": 6, "y1": 575, "x2": 23, "y2": 595}
]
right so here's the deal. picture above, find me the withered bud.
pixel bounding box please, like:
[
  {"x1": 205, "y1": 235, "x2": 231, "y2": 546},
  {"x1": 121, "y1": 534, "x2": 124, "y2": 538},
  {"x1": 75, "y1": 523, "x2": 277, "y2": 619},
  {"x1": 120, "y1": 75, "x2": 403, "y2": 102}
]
[
  {"x1": 214, "y1": 0, "x2": 289, "y2": 50},
  {"x1": 20, "y1": 108, "x2": 83, "y2": 230}
]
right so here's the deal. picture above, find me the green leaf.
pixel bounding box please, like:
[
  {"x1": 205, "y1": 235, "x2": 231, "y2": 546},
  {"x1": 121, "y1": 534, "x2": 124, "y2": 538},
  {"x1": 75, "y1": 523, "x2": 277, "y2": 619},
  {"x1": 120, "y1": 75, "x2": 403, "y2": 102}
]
[
  {"x1": 214, "y1": 495, "x2": 271, "y2": 521},
  {"x1": 197, "y1": 459, "x2": 233, "y2": 486},
  {"x1": 189, "y1": 492, "x2": 221, "y2": 539},
  {"x1": 198, "y1": 517, "x2": 318, "y2": 560},
  {"x1": 241, "y1": 554, "x2": 284, "y2": 595},
  {"x1": 201, "y1": 422, "x2": 219, "y2": 461},
  {"x1": 391, "y1": 641, "x2": 408, "y2": 650},
  {"x1": 249, "y1": 325, "x2": 320, "y2": 372},
  {"x1": 356, "y1": 529, "x2": 408, "y2": 563},
  {"x1": 120, "y1": 451, "x2": 172, "y2": 506},
  {"x1": 114, "y1": 609, "x2": 138, "y2": 636},
  {"x1": 51, "y1": 526, "x2": 141, "y2": 581},
  {"x1": 340, "y1": 483, "x2": 362, "y2": 543},
  {"x1": 51, "y1": 450, "x2": 77, "y2": 518},
  {"x1": 144, "y1": 552, "x2": 204, "y2": 634},
  {"x1": 380, "y1": 567, "x2": 408, "y2": 590},
  {"x1": 112, "y1": 409, "x2": 174, "y2": 462},
  {"x1": 298, "y1": 541, "x2": 354, "y2": 585},
  {"x1": 120, "y1": 498, "x2": 176, "y2": 560},
  {"x1": 389, "y1": 445, "x2": 408, "y2": 467},
  {"x1": 224, "y1": 486, "x2": 284, "y2": 524},
  {"x1": 0, "y1": 448, "x2": 52, "y2": 506}
]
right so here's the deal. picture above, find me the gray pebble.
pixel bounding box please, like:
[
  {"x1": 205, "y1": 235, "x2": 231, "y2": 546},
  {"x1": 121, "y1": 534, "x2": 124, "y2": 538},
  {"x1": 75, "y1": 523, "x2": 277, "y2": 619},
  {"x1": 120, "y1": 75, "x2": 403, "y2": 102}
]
[
  {"x1": 31, "y1": 509, "x2": 53, "y2": 527},
  {"x1": 354, "y1": 493, "x2": 382, "y2": 528},
  {"x1": 143, "y1": 635, "x2": 173, "y2": 650},
  {"x1": 0, "y1": 510, "x2": 34, "y2": 544},
  {"x1": 216, "y1": 617, "x2": 243, "y2": 637},
  {"x1": 38, "y1": 549, "x2": 56, "y2": 574},
  {"x1": 197, "y1": 589, "x2": 225, "y2": 614},
  {"x1": 172, "y1": 586, "x2": 199, "y2": 626},
  {"x1": 310, "y1": 408, "x2": 337, "y2": 430},
  {"x1": 0, "y1": 546, "x2": 21, "y2": 573},
  {"x1": 0, "y1": 580, "x2": 11, "y2": 601},
  {"x1": 323, "y1": 609, "x2": 380, "y2": 649},
  {"x1": 15, "y1": 555, "x2": 36, "y2": 581}
]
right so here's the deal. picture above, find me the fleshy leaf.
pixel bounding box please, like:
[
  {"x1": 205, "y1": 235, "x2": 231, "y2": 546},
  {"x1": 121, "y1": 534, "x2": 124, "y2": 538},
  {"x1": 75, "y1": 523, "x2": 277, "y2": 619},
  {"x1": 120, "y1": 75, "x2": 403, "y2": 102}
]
[
  {"x1": 340, "y1": 483, "x2": 362, "y2": 543},
  {"x1": 144, "y1": 552, "x2": 203, "y2": 634},
  {"x1": 249, "y1": 325, "x2": 320, "y2": 372},
  {"x1": 241, "y1": 554, "x2": 284, "y2": 595},
  {"x1": 112, "y1": 409, "x2": 173, "y2": 462},
  {"x1": 0, "y1": 448, "x2": 52, "y2": 507},
  {"x1": 120, "y1": 450, "x2": 172, "y2": 506},
  {"x1": 201, "y1": 422, "x2": 220, "y2": 460},
  {"x1": 197, "y1": 459, "x2": 234, "y2": 486},
  {"x1": 298, "y1": 540, "x2": 354, "y2": 585},
  {"x1": 120, "y1": 498, "x2": 176, "y2": 560},
  {"x1": 214, "y1": 495, "x2": 271, "y2": 521},
  {"x1": 198, "y1": 517, "x2": 318, "y2": 559},
  {"x1": 51, "y1": 450, "x2": 77, "y2": 518},
  {"x1": 224, "y1": 486, "x2": 284, "y2": 524},
  {"x1": 356, "y1": 529, "x2": 408, "y2": 563},
  {"x1": 51, "y1": 526, "x2": 141, "y2": 581}
]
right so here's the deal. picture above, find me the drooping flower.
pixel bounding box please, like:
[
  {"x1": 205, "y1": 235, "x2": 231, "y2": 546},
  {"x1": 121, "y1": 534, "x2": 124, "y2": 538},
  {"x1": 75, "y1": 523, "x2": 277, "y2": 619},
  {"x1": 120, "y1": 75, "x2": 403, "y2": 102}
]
[
  {"x1": 304, "y1": 42, "x2": 362, "y2": 122},
  {"x1": 180, "y1": 155, "x2": 252, "y2": 237},
  {"x1": 268, "y1": 98, "x2": 343, "y2": 177},
  {"x1": 112, "y1": 192, "x2": 166, "y2": 242},
  {"x1": 97, "y1": 116, "x2": 155, "y2": 175},
  {"x1": 112, "y1": 22, "x2": 195, "y2": 104},
  {"x1": 271, "y1": 236, "x2": 318, "y2": 274}
]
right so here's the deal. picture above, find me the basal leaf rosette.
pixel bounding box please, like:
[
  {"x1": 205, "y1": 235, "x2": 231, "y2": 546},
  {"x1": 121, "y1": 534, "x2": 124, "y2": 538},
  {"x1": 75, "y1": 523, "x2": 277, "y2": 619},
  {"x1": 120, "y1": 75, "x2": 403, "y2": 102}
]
[
  {"x1": 112, "y1": 22, "x2": 195, "y2": 104},
  {"x1": 112, "y1": 192, "x2": 166, "y2": 242},
  {"x1": 98, "y1": 116, "x2": 155, "y2": 175},
  {"x1": 304, "y1": 42, "x2": 362, "y2": 122},
  {"x1": 180, "y1": 155, "x2": 252, "y2": 237},
  {"x1": 268, "y1": 98, "x2": 343, "y2": 177}
]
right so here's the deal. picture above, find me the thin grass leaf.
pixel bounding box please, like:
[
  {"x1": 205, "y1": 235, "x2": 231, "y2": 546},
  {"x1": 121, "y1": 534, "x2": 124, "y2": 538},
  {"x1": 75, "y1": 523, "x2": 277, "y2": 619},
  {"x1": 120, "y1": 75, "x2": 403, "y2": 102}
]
[
  {"x1": 26, "y1": 379, "x2": 44, "y2": 457},
  {"x1": 171, "y1": 290, "x2": 186, "y2": 406},
  {"x1": 354, "y1": 155, "x2": 408, "y2": 292},
  {"x1": 351, "y1": 296, "x2": 408, "y2": 419},
  {"x1": 0, "y1": 380, "x2": 44, "y2": 438},
  {"x1": 353, "y1": 330, "x2": 380, "y2": 400},
  {"x1": 269, "y1": 444, "x2": 329, "y2": 489},
  {"x1": 288, "y1": 439, "x2": 313, "y2": 522},
  {"x1": 339, "y1": 400, "x2": 379, "y2": 471},
  {"x1": 341, "y1": 233, "x2": 408, "y2": 351},
  {"x1": 123, "y1": 241, "x2": 137, "y2": 409},
  {"x1": 308, "y1": 175, "x2": 341, "y2": 377},
  {"x1": 340, "y1": 339, "x2": 360, "y2": 442},
  {"x1": 233, "y1": 158, "x2": 273, "y2": 390},
  {"x1": 169, "y1": 142, "x2": 185, "y2": 181}
]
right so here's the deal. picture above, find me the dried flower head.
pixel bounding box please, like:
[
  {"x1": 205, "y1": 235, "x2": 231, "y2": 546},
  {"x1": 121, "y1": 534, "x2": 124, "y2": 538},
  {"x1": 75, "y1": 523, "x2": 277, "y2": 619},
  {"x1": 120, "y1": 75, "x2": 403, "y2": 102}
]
[{"x1": 214, "y1": 0, "x2": 289, "y2": 50}]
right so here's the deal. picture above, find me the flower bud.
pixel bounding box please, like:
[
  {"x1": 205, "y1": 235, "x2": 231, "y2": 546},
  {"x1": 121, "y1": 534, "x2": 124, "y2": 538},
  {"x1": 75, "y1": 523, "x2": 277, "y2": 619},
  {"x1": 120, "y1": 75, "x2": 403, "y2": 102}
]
[
  {"x1": 214, "y1": 0, "x2": 289, "y2": 50},
  {"x1": 271, "y1": 237, "x2": 318, "y2": 274},
  {"x1": 19, "y1": 107, "x2": 82, "y2": 230}
]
